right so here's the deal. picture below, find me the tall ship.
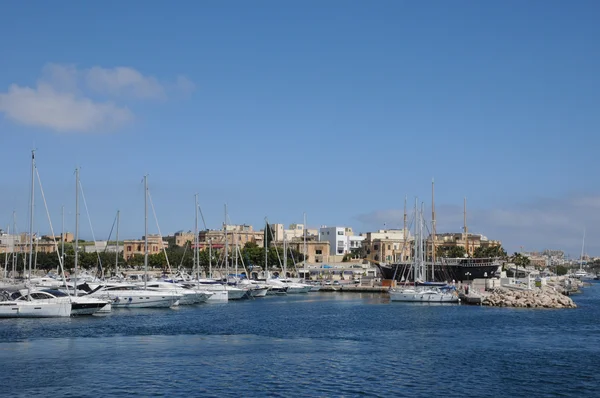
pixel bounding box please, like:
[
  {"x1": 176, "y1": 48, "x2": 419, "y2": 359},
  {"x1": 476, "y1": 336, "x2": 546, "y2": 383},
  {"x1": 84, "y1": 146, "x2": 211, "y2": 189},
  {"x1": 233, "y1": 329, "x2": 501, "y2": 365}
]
[
  {"x1": 376, "y1": 183, "x2": 503, "y2": 283},
  {"x1": 377, "y1": 257, "x2": 502, "y2": 283}
]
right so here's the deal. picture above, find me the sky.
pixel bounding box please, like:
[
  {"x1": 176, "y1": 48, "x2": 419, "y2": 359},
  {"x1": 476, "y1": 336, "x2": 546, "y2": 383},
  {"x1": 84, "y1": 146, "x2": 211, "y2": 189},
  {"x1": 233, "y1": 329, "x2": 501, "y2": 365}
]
[{"x1": 0, "y1": 1, "x2": 598, "y2": 257}]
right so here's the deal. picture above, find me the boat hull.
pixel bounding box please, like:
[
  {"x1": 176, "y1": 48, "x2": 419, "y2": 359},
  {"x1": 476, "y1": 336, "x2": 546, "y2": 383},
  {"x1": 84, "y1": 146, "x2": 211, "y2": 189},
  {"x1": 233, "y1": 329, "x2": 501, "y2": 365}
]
[
  {"x1": 0, "y1": 301, "x2": 72, "y2": 317},
  {"x1": 389, "y1": 289, "x2": 459, "y2": 303},
  {"x1": 378, "y1": 259, "x2": 501, "y2": 282}
]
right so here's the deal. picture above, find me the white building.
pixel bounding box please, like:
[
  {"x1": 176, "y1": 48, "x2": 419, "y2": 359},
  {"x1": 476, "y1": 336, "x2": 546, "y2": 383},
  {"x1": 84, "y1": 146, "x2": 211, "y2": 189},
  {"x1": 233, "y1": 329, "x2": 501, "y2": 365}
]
[
  {"x1": 319, "y1": 226, "x2": 364, "y2": 256},
  {"x1": 270, "y1": 224, "x2": 318, "y2": 242},
  {"x1": 83, "y1": 241, "x2": 122, "y2": 253}
]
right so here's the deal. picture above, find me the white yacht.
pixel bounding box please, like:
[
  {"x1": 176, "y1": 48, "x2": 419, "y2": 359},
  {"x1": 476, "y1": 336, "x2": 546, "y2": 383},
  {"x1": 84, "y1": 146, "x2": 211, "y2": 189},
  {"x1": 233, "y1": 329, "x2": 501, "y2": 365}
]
[
  {"x1": 38, "y1": 289, "x2": 111, "y2": 315},
  {"x1": 269, "y1": 278, "x2": 311, "y2": 294},
  {"x1": 84, "y1": 283, "x2": 182, "y2": 308},
  {"x1": 389, "y1": 286, "x2": 459, "y2": 303},
  {"x1": 0, "y1": 289, "x2": 71, "y2": 317},
  {"x1": 143, "y1": 281, "x2": 212, "y2": 304}
]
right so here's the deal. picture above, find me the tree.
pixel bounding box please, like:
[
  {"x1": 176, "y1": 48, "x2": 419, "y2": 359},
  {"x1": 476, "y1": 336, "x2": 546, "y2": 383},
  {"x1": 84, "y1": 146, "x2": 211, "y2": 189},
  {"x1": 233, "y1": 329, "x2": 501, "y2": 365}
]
[
  {"x1": 511, "y1": 252, "x2": 530, "y2": 267},
  {"x1": 473, "y1": 245, "x2": 507, "y2": 259},
  {"x1": 436, "y1": 245, "x2": 466, "y2": 258}
]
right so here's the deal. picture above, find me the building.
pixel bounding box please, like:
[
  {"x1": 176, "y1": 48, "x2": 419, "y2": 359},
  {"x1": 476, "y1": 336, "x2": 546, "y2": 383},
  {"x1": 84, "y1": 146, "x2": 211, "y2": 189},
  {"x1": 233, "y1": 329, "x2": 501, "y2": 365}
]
[
  {"x1": 123, "y1": 235, "x2": 168, "y2": 260},
  {"x1": 83, "y1": 241, "x2": 123, "y2": 254},
  {"x1": 319, "y1": 226, "x2": 364, "y2": 256},
  {"x1": 197, "y1": 225, "x2": 264, "y2": 250},
  {"x1": 173, "y1": 231, "x2": 196, "y2": 247},
  {"x1": 41, "y1": 232, "x2": 74, "y2": 243},
  {"x1": 431, "y1": 233, "x2": 501, "y2": 257},
  {"x1": 269, "y1": 224, "x2": 318, "y2": 242},
  {"x1": 274, "y1": 240, "x2": 331, "y2": 264},
  {"x1": 361, "y1": 229, "x2": 411, "y2": 263}
]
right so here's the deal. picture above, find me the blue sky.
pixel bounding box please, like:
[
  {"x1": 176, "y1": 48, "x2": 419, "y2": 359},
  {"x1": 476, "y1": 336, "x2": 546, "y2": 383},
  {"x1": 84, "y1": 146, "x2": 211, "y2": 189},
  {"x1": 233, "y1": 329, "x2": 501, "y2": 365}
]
[{"x1": 1, "y1": 1, "x2": 598, "y2": 257}]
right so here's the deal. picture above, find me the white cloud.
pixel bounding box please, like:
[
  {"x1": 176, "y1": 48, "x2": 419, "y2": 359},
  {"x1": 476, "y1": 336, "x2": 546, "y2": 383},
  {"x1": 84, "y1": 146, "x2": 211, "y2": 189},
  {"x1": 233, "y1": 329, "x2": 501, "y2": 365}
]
[
  {"x1": 355, "y1": 194, "x2": 600, "y2": 256},
  {"x1": 0, "y1": 83, "x2": 132, "y2": 132},
  {"x1": 0, "y1": 64, "x2": 195, "y2": 133},
  {"x1": 85, "y1": 66, "x2": 166, "y2": 99}
]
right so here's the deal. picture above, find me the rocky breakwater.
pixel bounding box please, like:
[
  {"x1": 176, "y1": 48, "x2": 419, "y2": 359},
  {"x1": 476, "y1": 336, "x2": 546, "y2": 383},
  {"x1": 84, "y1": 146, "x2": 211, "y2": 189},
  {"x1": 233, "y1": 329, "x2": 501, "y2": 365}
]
[{"x1": 482, "y1": 287, "x2": 577, "y2": 308}]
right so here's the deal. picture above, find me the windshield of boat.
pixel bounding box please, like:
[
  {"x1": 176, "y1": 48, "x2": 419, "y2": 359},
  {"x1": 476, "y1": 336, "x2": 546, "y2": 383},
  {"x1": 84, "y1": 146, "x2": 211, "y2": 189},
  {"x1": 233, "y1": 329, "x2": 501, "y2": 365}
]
[{"x1": 42, "y1": 289, "x2": 69, "y2": 297}]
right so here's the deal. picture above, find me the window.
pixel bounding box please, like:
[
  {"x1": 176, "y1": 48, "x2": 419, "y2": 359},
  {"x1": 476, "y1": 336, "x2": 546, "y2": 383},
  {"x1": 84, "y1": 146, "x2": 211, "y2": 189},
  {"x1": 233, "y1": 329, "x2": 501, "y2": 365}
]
[
  {"x1": 388, "y1": 245, "x2": 391, "y2": 250},
  {"x1": 316, "y1": 249, "x2": 322, "y2": 255},
  {"x1": 337, "y1": 240, "x2": 344, "y2": 247},
  {"x1": 337, "y1": 231, "x2": 343, "y2": 235},
  {"x1": 137, "y1": 245, "x2": 141, "y2": 251},
  {"x1": 374, "y1": 245, "x2": 379, "y2": 251},
  {"x1": 127, "y1": 245, "x2": 132, "y2": 251},
  {"x1": 337, "y1": 249, "x2": 343, "y2": 254}
]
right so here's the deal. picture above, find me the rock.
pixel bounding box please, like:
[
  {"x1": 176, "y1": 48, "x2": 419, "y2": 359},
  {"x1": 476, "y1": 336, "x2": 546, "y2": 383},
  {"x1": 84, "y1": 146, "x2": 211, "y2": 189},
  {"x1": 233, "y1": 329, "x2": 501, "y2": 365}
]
[{"x1": 481, "y1": 286, "x2": 577, "y2": 309}]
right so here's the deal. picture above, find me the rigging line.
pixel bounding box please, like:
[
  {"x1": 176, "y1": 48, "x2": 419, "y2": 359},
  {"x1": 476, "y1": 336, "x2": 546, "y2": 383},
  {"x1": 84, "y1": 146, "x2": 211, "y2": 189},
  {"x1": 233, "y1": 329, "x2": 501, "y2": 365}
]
[
  {"x1": 34, "y1": 168, "x2": 69, "y2": 294},
  {"x1": 78, "y1": 180, "x2": 104, "y2": 278},
  {"x1": 198, "y1": 204, "x2": 208, "y2": 230},
  {"x1": 146, "y1": 189, "x2": 172, "y2": 274},
  {"x1": 392, "y1": 210, "x2": 416, "y2": 282},
  {"x1": 103, "y1": 212, "x2": 118, "y2": 254}
]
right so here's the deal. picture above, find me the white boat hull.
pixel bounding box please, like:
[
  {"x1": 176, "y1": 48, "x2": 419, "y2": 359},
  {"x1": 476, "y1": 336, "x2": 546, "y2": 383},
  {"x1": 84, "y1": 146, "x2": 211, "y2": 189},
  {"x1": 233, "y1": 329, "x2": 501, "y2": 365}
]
[
  {"x1": 0, "y1": 301, "x2": 72, "y2": 317},
  {"x1": 389, "y1": 289, "x2": 459, "y2": 303}
]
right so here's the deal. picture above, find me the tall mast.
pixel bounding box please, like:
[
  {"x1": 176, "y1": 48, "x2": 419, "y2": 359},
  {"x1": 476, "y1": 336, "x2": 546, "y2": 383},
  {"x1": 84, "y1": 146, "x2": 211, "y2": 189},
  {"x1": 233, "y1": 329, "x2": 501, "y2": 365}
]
[
  {"x1": 403, "y1": 196, "x2": 407, "y2": 261},
  {"x1": 144, "y1": 175, "x2": 148, "y2": 290},
  {"x1": 61, "y1": 205, "x2": 65, "y2": 274},
  {"x1": 413, "y1": 197, "x2": 418, "y2": 282},
  {"x1": 283, "y1": 232, "x2": 287, "y2": 278},
  {"x1": 303, "y1": 212, "x2": 307, "y2": 266},
  {"x1": 115, "y1": 210, "x2": 120, "y2": 278},
  {"x1": 74, "y1": 167, "x2": 80, "y2": 296},
  {"x1": 234, "y1": 231, "x2": 238, "y2": 279},
  {"x1": 209, "y1": 238, "x2": 212, "y2": 279},
  {"x1": 12, "y1": 211, "x2": 16, "y2": 284},
  {"x1": 28, "y1": 150, "x2": 35, "y2": 281},
  {"x1": 580, "y1": 229, "x2": 586, "y2": 271},
  {"x1": 3, "y1": 224, "x2": 9, "y2": 279},
  {"x1": 194, "y1": 194, "x2": 199, "y2": 280},
  {"x1": 224, "y1": 204, "x2": 228, "y2": 280},
  {"x1": 463, "y1": 197, "x2": 468, "y2": 256},
  {"x1": 431, "y1": 179, "x2": 436, "y2": 281},
  {"x1": 264, "y1": 218, "x2": 269, "y2": 279}
]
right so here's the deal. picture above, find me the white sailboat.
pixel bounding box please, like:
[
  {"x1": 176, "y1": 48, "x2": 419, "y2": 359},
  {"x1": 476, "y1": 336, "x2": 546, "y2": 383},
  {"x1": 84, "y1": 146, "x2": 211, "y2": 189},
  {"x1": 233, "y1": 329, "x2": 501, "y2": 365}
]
[{"x1": 389, "y1": 196, "x2": 459, "y2": 303}]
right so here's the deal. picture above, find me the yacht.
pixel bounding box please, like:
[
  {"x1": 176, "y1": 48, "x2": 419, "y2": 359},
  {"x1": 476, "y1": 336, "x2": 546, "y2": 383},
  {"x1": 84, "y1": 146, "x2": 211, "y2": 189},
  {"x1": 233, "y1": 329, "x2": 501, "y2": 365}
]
[
  {"x1": 143, "y1": 281, "x2": 212, "y2": 304},
  {"x1": 81, "y1": 283, "x2": 182, "y2": 308},
  {"x1": 0, "y1": 289, "x2": 71, "y2": 317},
  {"x1": 389, "y1": 286, "x2": 459, "y2": 303}
]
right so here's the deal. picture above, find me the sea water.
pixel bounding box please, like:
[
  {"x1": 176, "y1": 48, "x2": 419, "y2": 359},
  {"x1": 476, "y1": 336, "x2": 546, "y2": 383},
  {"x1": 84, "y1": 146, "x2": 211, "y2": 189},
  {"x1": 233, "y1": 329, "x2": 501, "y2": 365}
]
[{"x1": 1, "y1": 285, "x2": 599, "y2": 397}]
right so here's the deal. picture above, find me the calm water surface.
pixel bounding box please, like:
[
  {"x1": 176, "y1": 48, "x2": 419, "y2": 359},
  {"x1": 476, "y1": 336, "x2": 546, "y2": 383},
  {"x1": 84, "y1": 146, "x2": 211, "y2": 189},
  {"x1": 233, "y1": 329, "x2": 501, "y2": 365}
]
[{"x1": 1, "y1": 285, "x2": 599, "y2": 397}]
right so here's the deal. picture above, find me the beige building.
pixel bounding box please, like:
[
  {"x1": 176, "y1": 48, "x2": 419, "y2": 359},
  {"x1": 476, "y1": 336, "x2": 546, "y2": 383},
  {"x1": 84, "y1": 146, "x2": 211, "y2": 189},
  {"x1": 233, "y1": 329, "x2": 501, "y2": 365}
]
[
  {"x1": 123, "y1": 235, "x2": 168, "y2": 260},
  {"x1": 41, "y1": 232, "x2": 74, "y2": 243},
  {"x1": 174, "y1": 231, "x2": 196, "y2": 247},
  {"x1": 361, "y1": 229, "x2": 411, "y2": 263},
  {"x1": 197, "y1": 225, "x2": 264, "y2": 250},
  {"x1": 274, "y1": 240, "x2": 331, "y2": 264},
  {"x1": 430, "y1": 233, "x2": 502, "y2": 257},
  {"x1": 270, "y1": 223, "x2": 318, "y2": 242}
]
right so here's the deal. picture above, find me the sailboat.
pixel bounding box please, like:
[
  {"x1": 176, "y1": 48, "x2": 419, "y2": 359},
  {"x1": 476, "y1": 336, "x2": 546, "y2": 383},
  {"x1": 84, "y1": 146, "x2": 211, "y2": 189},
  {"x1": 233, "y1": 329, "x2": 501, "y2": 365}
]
[
  {"x1": 389, "y1": 197, "x2": 459, "y2": 303},
  {"x1": 85, "y1": 175, "x2": 182, "y2": 308},
  {"x1": 573, "y1": 229, "x2": 589, "y2": 279}
]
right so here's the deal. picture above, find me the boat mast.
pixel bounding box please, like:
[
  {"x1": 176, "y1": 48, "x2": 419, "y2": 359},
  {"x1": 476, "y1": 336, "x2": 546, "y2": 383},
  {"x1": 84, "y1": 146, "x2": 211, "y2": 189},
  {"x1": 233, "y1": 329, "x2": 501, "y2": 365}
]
[
  {"x1": 283, "y1": 232, "x2": 287, "y2": 278},
  {"x1": 12, "y1": 211, "x2": 16, "y2": 284},
  {"x1": 403, "y1": 196, "x2": 407, "y2": 262},
  {"x1": 74, "y1": 167, "x2": 79, "y2": 296},
  {"x1": 303, "y1": 212, "x2": 307, "y2": 266},
  {"x1": 194, "y1": 194, "x2": 199, "y2": 280},
  {"x1": 115, "y1": 210, "x2": 120, "y2": 279},
  {"x1": 264, "y1": 218, "x2": 269, "y2": 279},
  {"x1": 3, "y1": 224, "x2": 8, "y2": 279},
  {"x1": 224, "y1": 204, "x2": 228, "y2": 281},
  {"x1": 234, "y1": 231, "x2": 238, "y2": 279},
  {"x1": 463, "y1": 197, "x2": 468, "y2": 256},
  {"x1": 28, "y1": 150, "x2": 35, "y2": 282},
  {"x1": 144, "y1": 175, "x2": 148, "y2": 290},
  {"x1": 431, "y1": 179, "x2": 436, "y2": 281},
  {"x1": 413, "y1": 197, "x2": 418, "y2": 283},
  {"x1": 580, "y1": 229, "x2": 586, "y2": 271},
  {"x1": 60, "y1": 205, "x2": 65, "y2": 274}
]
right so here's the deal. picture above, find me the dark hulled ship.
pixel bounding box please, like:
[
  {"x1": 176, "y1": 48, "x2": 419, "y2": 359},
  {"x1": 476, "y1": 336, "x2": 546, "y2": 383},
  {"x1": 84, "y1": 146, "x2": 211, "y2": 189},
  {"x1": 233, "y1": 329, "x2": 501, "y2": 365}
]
[{"x1": 376, "y1": 257, "x2": 501, "y2": 283}]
